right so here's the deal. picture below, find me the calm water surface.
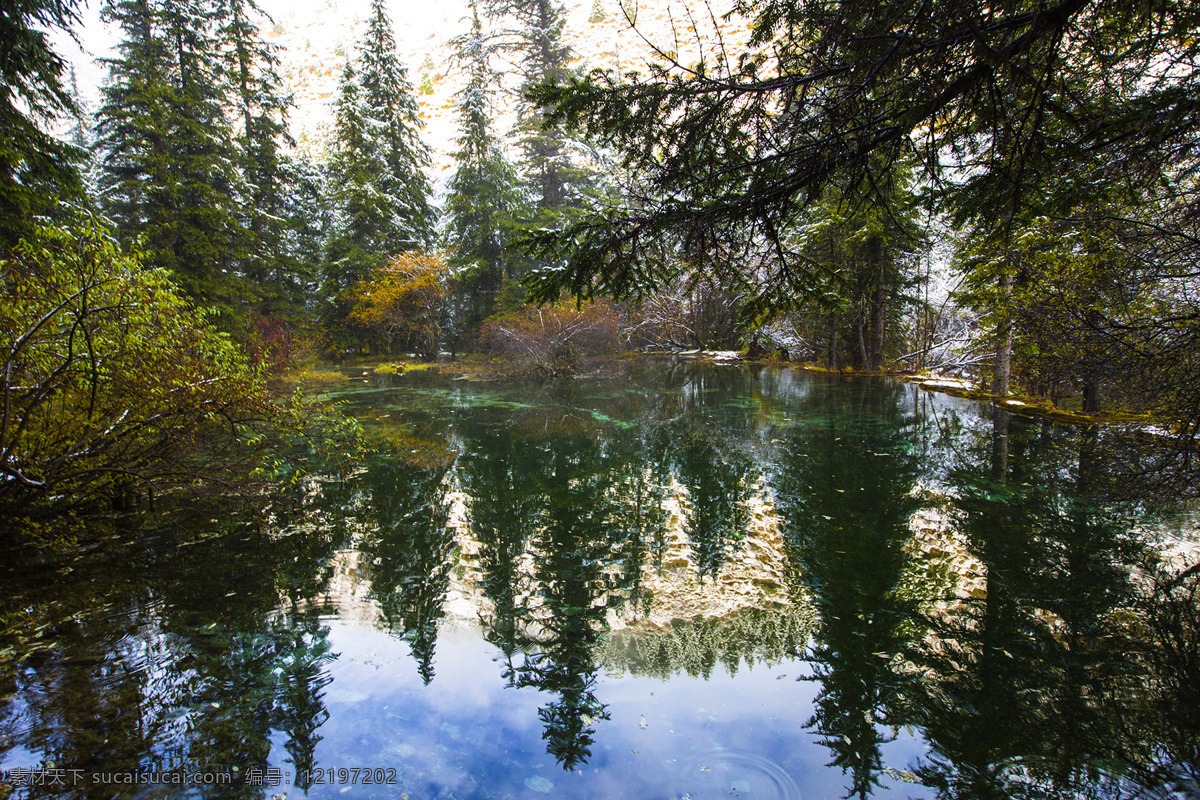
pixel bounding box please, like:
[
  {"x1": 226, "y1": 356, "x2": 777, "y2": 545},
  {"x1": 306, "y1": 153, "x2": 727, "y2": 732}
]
[{"x1": 2, "y1": 361, "x2": 1198, "y2": 799}]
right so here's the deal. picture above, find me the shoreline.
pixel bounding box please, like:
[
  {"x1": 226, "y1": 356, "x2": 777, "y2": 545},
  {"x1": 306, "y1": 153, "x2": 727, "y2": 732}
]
[{"x1": 283, "y1": 349, "x2": 1176, "y2": 435}]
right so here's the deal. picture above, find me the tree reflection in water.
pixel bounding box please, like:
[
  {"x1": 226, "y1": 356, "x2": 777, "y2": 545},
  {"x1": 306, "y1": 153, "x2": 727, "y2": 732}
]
[
  {"x1": 358, "y1": 457, "x2": 454, "y2": 685},
  {"x1": 674, "y1": 425, "x2": 755, "y2": 580},
  {"x1": 0, "y1": 499, "x2": 344, "y2": 800},
  {"x1": 1135, "y1": 564, "x2": 1200, "y2": 796},
  {"x1": 338, "y1": 368, "x2": 1200, "y2": 785},
  {"x1": 903, "y1": 412, "x2": 1172, "y2": 799},
  {"x1": 453, "y1": 410, "x2": 671, "y2": 770},
  {"x1": 771, "y1": 378, "x2": 926, "y2": 799},
  {"x1": 3, "y1": 364, "x2": 1200, "y2": 797}
]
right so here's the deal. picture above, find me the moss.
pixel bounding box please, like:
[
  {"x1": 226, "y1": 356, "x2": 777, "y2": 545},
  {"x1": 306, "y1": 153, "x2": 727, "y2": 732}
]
[
  {"x1": 792, "y1": 362, "x2": 881, "y2": 376},
  {"x1": 784, "y1": 364, "x2": 1160, "y2": 428},
  {"x1": 395, "y1": 361, "x2": 436, "y2": 373},
  {"x1": 297, "y1": 369, "x2": 349, "y2": 388},
  {"x1": 908, "y1": 378, "x2": 1154, "y2": 425}
]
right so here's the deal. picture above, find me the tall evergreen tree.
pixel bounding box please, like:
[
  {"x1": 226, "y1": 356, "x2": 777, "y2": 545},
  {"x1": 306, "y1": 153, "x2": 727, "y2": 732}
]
[
  {"x1": 64, "y1": 65, "x2": 99, "y2": 196},
  {"x1": 482, "y1": 0, "x2": 595, "y2": 230},
  {"x1": 356, "y1": 0, "x2": 434, "y2": 252},
  {"x1": 0, "y1": 0, "x2": 84, "y2": 254},
  {"x1": 321, "y1": 62, "x2": 389, "y2": 338},
  {"x1": 322, "y1": 0, "x2": 434, "y2": 347},
  {"x1": 96, "y1": 0, "x2": 246, "y2": 305},
  {"x1": 445, "y1": 7, "x2": 523, "y2": 331},
  {"x1": 216, "y1": 0, "x2": 300, "y2": 314},
  {"x1": 786, "y1": 158, "x2": 926, "y2": 371},
  {"x1": 96, "y1": 0, "x2": 175, "y2": 260},
  {"x1": 278, "y1": 150, "x2": 330, "y2": 306}
]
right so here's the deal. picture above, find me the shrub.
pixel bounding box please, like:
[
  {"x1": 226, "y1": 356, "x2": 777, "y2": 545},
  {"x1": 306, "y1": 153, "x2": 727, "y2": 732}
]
[
  {"x1": 479, "y1": 302, "x2": 621, "y2": 376},
  {"x1": 0, "y1": 217, "x2": 348, "y2": 530}
]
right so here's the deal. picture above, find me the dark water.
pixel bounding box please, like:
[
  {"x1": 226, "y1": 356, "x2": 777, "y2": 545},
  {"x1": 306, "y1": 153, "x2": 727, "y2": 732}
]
[{"x1": 2, "y1": 360, "x2": 1199, "y2": 800}]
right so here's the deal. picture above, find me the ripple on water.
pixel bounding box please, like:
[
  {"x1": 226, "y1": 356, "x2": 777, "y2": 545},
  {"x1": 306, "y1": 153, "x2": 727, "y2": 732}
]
[{"x1": 674, "y1": 750, "x2": 801, "y2": 800}]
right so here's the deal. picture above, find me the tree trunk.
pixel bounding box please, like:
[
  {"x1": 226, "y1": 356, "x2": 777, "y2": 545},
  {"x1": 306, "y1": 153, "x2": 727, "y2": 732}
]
[
  {"x1": 1080, "y1": 309, "x2": 1103, "y2": 414},
  {"x1": 992, "y1": 274, "x2": 1014, "y2": 395},
  {"x1": 827, "y1": 312, "x2": 839, "y2": 370},
  {"x1": 111, "y1": 478, "x2": 137, "y2": 512},
  {"x1": 870, "y1": 236, "x2": 888, "y2": 371},
  {"x1": 991, "y1": 407, "x2": 1011, "y2": 482},
  {"x1": 855, "y1": 315, "x2": 869, "y2": 370},
  {"x1": 1082, "y1": 377, "x2": 1101, "y2": 414},
  {"x1": 747, "y1": 332, "x2": 766, "y2": 360}
]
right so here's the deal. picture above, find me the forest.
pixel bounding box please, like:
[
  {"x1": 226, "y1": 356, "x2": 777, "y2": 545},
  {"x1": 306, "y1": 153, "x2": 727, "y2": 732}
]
[{"x1": 3, "y1": 0, "x2": 1200, "y2": 528}]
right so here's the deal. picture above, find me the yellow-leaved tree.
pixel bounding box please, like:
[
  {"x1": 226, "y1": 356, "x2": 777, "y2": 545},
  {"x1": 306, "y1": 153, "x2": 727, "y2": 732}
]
[{"x1": 347, "y1": 251, "x2": 452, "y2": 360}]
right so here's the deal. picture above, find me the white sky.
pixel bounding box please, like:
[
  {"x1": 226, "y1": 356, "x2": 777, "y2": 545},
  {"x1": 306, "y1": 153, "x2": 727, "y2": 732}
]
[
  {"x1": 50, "y1": 0, "x2": 749, "y2": 175},
  {"x1": 56, "y1": 0, "x2": 471, "y2": 103}
]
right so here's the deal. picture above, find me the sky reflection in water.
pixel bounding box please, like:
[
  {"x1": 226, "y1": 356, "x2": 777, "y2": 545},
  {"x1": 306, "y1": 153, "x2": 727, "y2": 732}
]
[{"x1": 2, "y1": 360, "x2": 1198, "y2": 800}]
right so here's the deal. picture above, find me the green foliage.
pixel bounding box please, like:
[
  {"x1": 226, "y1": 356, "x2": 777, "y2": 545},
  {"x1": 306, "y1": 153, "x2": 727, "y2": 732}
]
[
  {"x1": 0, "y1": 216, "x2": 329, "y2": 528},
  {"x1": 445, "y1": 8, "x2": 527, "y2": 337},
  {"x1": 97, "y1": 0, "x2": 249, "y2": 306},
  {"x1": 783, "y1": 159, "x2": 927, "y2": 369},
  {"x1": 675, "y1": 429, "x2": 753, "y2": 579},
  {"x1": 482, "y1": 0, "x2": 598, "y2": 220},
  {"x1": 249, "y1": 386, "x2": 366, "y2": 487},
  {"x1": 218, "y1": 0, "x2": 312, "y2": 318},
  {"x1": 523, "y1": 0, "x2": 1200, "y2": 289},
  {"x1": 523, "y1": 0, "x2": 1200, "y2": 437},
  {"x1": 63, "y1": 66, "x2": 99, "y2": 195},
  {"x1": 357, "y1": 0, "x2": 435, "y2": 246},
  {"x1": 597, "y1": 608, "x2": 816, "y2": 680},
  {"x1": 0, "y1": 0, "x2": 85, "y2": 254},
  {"x1": 357, "y1": 458, "x2": 454, "y2": 684},
  {"x1": 418, "y1": 52, "x2": 436, "y2": 95},
  {"x1": 94, "y1": 0, "x2": 320, "y2": 327},
  {"x1": 955, "y1": 214, "x2": 1172, "y2": 413},
  {"x1": 322, "y1": 0, "x2": 435, "y2": 348}
]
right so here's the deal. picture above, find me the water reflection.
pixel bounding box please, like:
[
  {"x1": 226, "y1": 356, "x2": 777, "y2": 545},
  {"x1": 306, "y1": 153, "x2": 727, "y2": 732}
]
[
  {"x1": 901, "y1": 411, "x2": 1190, "y2": 799},
  {"x1": 769, "y1": 378, "x2": 927, "y2": 799},
  {"x1": 2, "y1": 362, "x2": 1198, "y2": 799},
  {"x1": 674, "y1": 425, "x2": 755, "y2": 580},
  {"x1": 453, "y1": 416, "x2": 674, "y2": 770},
  {"x1": 358, "y1": 458, "x2": 454, "y2": 685},
  {"x1": 0, "y1": 501, "x2": 344, "y2": 799},
  {"x1": 1135, "y1": 565, "x2": 1200, "y2": 796}
]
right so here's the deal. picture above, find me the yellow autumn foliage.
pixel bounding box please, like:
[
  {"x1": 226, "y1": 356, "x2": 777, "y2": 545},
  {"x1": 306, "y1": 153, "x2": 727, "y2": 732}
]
[{"x1": 347, "y1": 251, "x2": 452, "y2": 359}]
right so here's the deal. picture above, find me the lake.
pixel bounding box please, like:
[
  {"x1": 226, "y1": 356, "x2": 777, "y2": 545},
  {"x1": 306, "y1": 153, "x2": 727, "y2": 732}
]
[{"x1": 2, "y1": 359, "x2": 1198, "y2": 799}]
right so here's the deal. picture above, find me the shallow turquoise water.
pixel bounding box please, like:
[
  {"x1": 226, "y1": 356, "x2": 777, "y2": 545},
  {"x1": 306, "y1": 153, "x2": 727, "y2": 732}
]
[{"x1": 2, "y1": 360, "x2": 1198, "y2": 799}]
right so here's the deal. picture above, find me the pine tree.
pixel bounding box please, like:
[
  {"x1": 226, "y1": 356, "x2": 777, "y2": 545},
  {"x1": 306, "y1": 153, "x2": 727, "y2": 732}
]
[
  {"x1": 96, "y1": 0, "x2": 246, "y2": 305},
  {"x1": 216, "y1": 0, "x2": 305, "y2": 315},
  {"x1": 483, "y1": 0, "x2": 595, "y2": 229},
  {"x1": 322, "y1": 0, "x2": 434, "y2": 348},
  {"x1": 0, "y1": 0, "x2": 84, "y2": 254},
  {"x1": 788, "y1": 162, "x2": 926, "y2": 371},
  {"x1": 357, "y1": 0, "x2": 434, "y2": 251},
  {"x1": 445, "y1": 7, "x2": 524, "y2": 332},
  {"x1": 96, "y1": 0, "x2": 176, "y2": 262},
  {"x1": 323, "y1": 61, "x2": 389, "y2": 311},
  {"x1": 64, "y1": 66, "x2": 98, "y2": 194},
  {"x1": 279, "y1": 150, "x2": 329, "y2": 300}
]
